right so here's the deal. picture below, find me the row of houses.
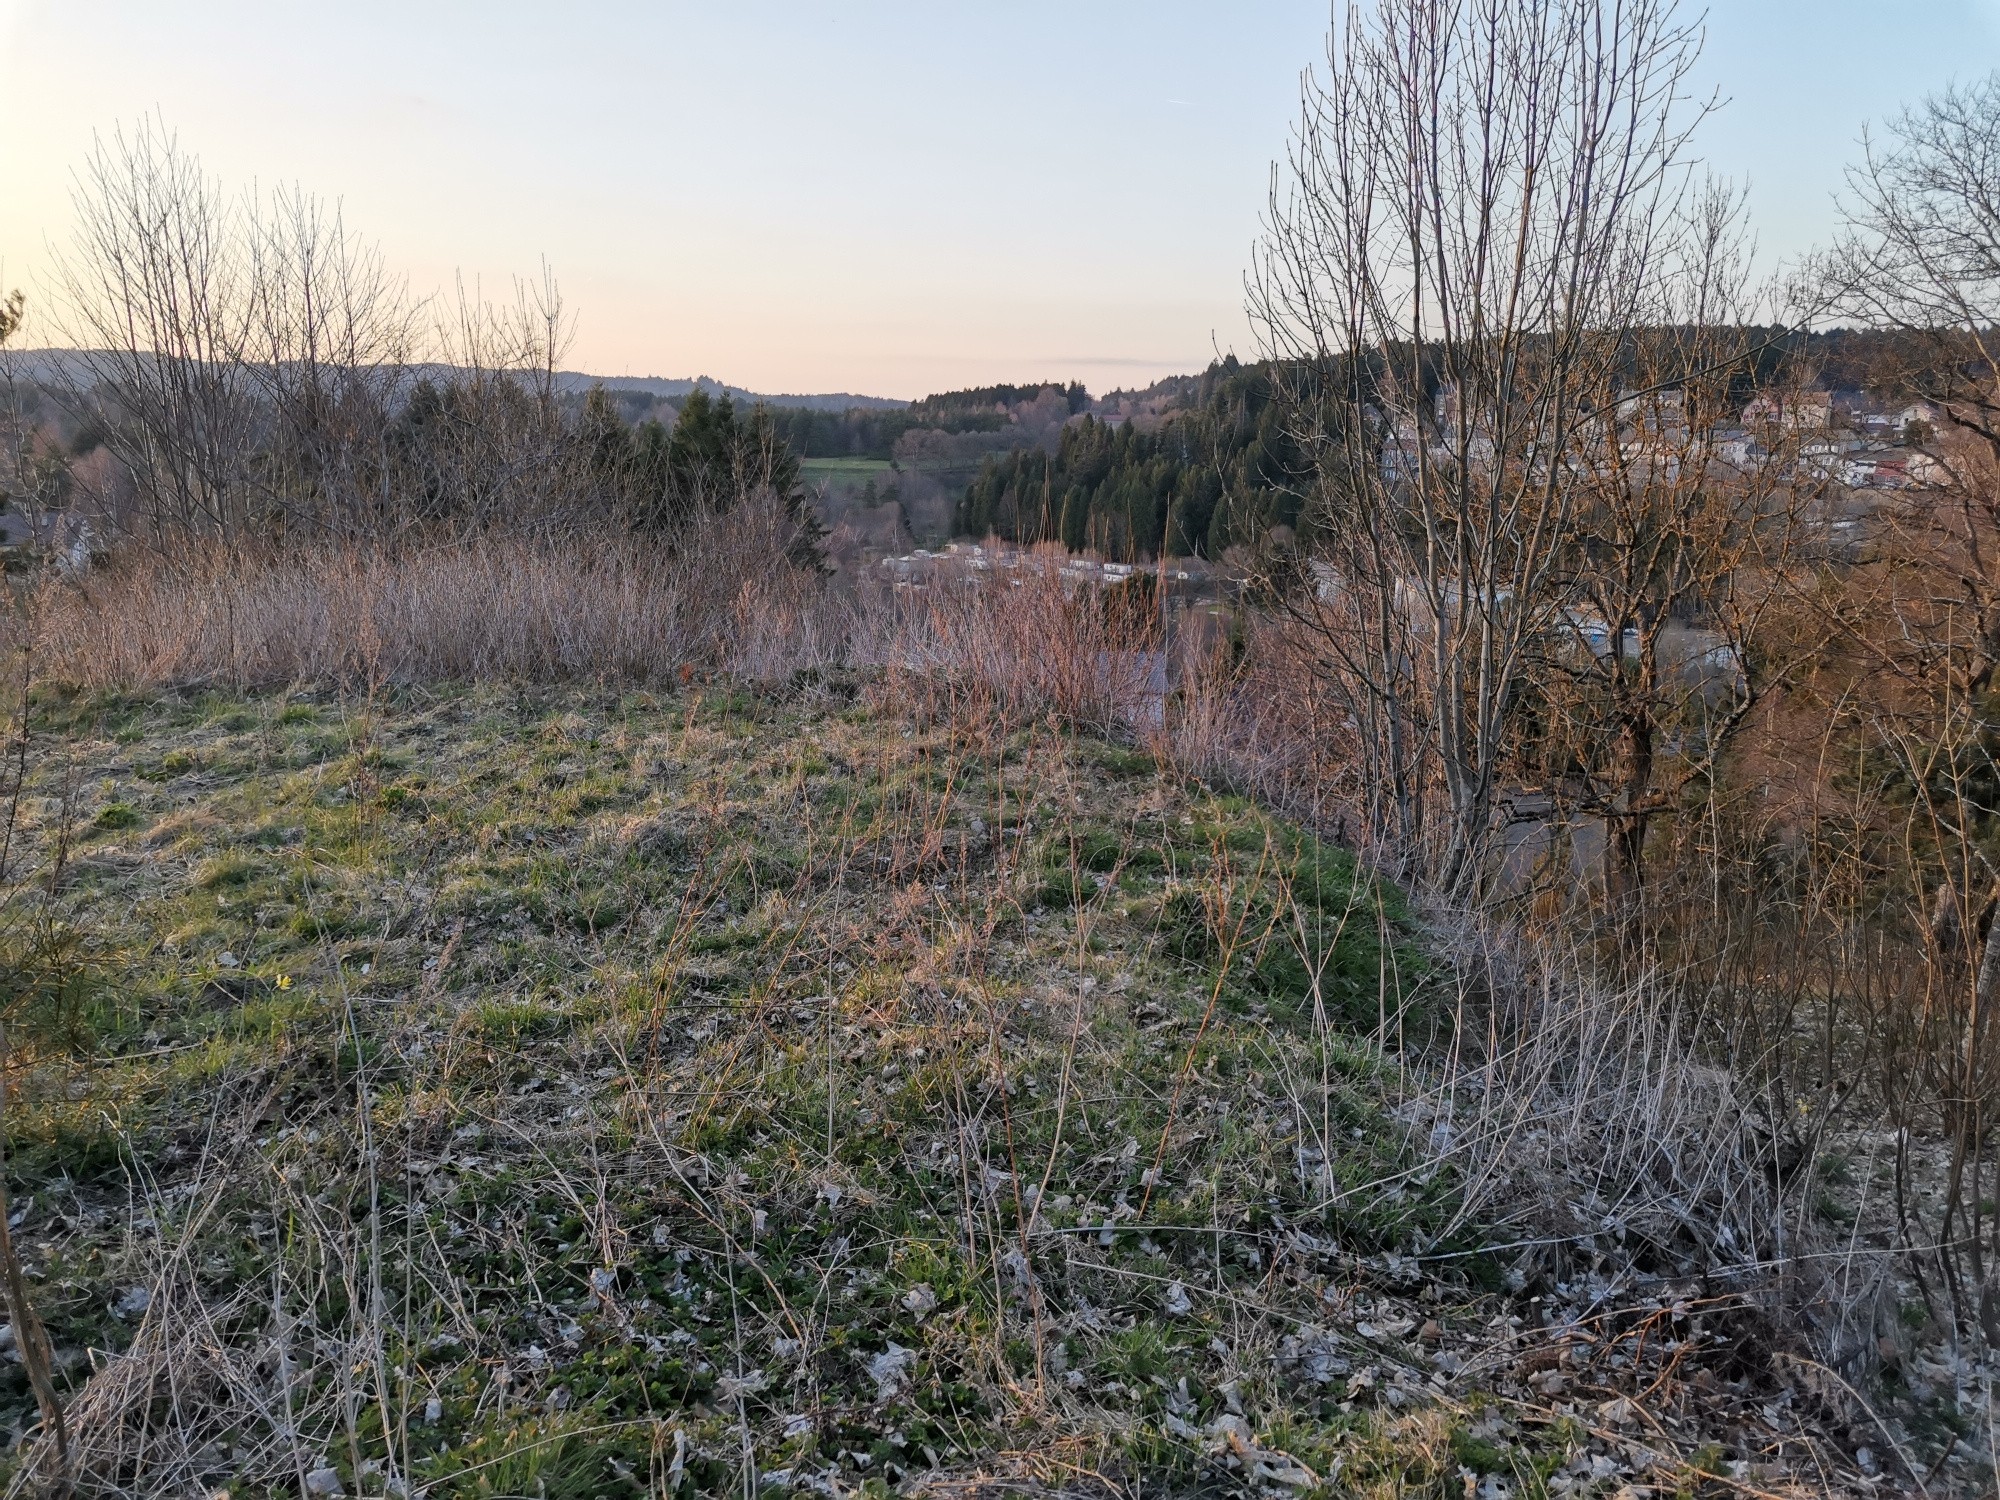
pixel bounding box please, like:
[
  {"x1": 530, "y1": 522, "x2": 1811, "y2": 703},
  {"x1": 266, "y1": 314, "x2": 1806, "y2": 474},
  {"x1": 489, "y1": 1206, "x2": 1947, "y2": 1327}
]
[
  {"x1": 877, "y1": 541, "x2": 1215, "y2": 592},
  {"x1": 1379, "y1": 385, "x2": 1947, "y2": 492}
]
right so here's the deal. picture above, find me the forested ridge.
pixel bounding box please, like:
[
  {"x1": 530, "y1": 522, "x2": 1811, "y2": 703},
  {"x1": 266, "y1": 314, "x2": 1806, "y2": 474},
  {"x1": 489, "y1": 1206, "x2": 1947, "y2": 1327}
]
[
  {"x1": 954, "y1": 356, "x2": 1308, "y2": 560},
  {"x1": 765, "y1": 381, "x2": 1090, "y2": 460},
  {"x1": 946, "y1": 328, "x2": 1986, "y2": 561}
]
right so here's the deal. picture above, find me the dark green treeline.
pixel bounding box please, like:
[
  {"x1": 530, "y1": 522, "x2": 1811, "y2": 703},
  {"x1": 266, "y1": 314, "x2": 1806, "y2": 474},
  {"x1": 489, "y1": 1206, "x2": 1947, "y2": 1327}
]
[{"x1": 953, "y1": 358, "x2": 1308, "y2": 561}]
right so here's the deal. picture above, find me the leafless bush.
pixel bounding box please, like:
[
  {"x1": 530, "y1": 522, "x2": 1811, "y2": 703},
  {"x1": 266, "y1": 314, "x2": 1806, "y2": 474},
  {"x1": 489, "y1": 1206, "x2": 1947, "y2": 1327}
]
[
  {"x1": 397, "y1": 270, "x2": 585, "y2": 538},
  {"x1": 245, "y1": 189, "x2": 423, "y2": 538},
  {"x1": 1387, "y1": 920, "x2": 1819, "y2": 1270},
  {"x1": 35, "y1": 119, "x2": 618, "y2": 548},
  {"x1": 864, "y1": 550, "x2": 1164, "y2": 736},
  {"x1": 7, "y1": 500, "x2": 840, "y2": 692}
]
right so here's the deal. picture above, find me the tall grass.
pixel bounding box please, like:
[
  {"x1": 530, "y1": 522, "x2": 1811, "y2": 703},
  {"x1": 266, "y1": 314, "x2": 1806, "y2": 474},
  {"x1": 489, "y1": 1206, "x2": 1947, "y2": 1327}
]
[
  {"x1": 6, "y1": 503, "x2": 841, "y2": 693},
  {"x1": 13, "y1": 530, "x2": 1324, "y2": 810}
]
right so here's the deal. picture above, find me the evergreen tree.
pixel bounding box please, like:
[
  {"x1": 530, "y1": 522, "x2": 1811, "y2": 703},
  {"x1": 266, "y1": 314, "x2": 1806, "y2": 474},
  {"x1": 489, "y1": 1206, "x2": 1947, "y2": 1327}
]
[
  {"x1": 949, "y1": 360, "x2": 1309, "y2": 559},
  {"x1": 618, "y1": 390, "x2": 825, "y2": 568}
]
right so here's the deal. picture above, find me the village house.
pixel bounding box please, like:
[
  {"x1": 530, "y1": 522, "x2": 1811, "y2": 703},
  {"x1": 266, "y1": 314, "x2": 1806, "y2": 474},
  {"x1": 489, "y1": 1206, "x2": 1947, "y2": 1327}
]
[
  {"x1": 1743, "y1": 390, "x2": 1833, "y2": 432},
  {"x1": 1838, "y1": 444, "x2": 1945, "y2": 490},
  {"x1": 1710, "y1": 425, "x2": 1761, "y2": 469}
]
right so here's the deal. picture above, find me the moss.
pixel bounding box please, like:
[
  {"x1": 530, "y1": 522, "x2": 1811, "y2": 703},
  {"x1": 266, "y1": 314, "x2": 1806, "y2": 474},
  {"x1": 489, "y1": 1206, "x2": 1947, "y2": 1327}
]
[{"x1": 92, "y1": 801, "x2": 142, "y2": 832}]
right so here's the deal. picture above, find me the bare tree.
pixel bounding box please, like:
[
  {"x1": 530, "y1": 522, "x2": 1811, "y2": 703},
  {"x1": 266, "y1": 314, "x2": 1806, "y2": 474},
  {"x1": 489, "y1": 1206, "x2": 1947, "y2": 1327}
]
[
  {"x1": 1806, "y1": 73, "x2": 2000, "y2": 1317},
  {"x1": 1823, "y1": 80, "x2": 2000, "y2": 996},
  {"x1": 248, "y1": 187, "x2": 421, "y2": 537},
  {"x1": 1516, "y1": 189, "x2": 1817, "y2": 918},
  {"x1": 45, "y1": 119, "x2": 264, "y2": 545},
  {"x1": 1829, "y1": 73, "x2": 2000, "y2": 460},
  {"x1": 397, "y1": 267, "x2": 581, "y2": 535},
  {"x1": 42, "y1": 119, "x2": 596, "y2": 545},
  {"x1": 1250, "y1": 0, "x2": 1734, "y2": 896}
]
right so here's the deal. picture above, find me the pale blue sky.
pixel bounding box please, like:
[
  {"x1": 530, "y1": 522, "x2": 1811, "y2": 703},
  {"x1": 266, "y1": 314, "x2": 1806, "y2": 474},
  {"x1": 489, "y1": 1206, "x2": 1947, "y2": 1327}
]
[{"x1": 3, "y1": 2, "x2": 1998, "y2": 398}]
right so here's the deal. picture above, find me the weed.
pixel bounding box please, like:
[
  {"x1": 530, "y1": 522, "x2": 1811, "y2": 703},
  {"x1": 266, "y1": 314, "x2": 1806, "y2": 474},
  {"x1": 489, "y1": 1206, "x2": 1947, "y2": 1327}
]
[{"x1": 90, "y1": 802, "x2": 140, "y2": 832}]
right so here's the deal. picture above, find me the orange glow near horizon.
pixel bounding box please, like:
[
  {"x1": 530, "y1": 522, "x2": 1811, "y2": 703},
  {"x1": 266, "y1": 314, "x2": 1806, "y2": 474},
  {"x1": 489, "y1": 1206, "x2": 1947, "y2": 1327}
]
[{"x1": 4, "y1": 1, "x2": 1998, "y2": 399}]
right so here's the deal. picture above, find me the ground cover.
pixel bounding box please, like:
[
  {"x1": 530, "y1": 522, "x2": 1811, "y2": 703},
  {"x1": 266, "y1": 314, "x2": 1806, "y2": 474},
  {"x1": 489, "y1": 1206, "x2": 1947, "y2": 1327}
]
[{"x1": 0, "y1": 682, "x2": 1874, "y2": 1497}]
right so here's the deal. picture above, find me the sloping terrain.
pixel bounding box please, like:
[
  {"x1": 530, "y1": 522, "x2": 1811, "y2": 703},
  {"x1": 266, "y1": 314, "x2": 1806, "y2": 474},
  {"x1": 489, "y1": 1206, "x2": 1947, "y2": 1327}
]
[{"x1": 0, "y1": 683, "x2": 1871, "y2": 1497}]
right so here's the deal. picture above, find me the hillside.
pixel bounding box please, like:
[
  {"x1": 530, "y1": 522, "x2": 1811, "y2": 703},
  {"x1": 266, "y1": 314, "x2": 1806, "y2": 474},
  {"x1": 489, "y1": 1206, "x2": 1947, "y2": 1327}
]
[
  {"x1": 0, "y1": 682, "x2": 1878, "y2": 1497},
  {"x1": 551, "y1": 374, "x2": 910, "y2": 414}
]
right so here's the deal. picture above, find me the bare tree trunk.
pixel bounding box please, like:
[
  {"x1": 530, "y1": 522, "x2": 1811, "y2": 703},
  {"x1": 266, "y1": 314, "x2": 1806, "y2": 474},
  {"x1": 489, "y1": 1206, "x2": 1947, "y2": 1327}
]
[{"x1": 1603, "y1": 710, "x2": 1655, "y2": 914}]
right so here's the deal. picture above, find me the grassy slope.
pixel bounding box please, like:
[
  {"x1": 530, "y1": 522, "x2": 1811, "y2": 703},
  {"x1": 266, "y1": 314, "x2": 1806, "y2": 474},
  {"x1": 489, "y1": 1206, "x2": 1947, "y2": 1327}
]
[{"x1": 0, "y1": 684, "x2": 1800, "y2": 1497}]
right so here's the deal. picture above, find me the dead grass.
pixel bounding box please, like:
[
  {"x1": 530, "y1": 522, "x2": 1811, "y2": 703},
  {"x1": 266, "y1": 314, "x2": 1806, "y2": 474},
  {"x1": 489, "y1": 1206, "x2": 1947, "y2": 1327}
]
[{"x1": 6, "y1": 505, "x2": 842, "y2": 693}]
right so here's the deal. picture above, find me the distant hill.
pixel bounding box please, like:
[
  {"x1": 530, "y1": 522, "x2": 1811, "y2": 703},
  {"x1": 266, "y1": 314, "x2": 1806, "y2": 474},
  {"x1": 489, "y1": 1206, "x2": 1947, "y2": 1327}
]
[
  {"x1": 3, "y1": 351, "x2": 909, "y2": 414},
  {"x1": 551, "y1": 372, "x2": 909, "y2": 412}
]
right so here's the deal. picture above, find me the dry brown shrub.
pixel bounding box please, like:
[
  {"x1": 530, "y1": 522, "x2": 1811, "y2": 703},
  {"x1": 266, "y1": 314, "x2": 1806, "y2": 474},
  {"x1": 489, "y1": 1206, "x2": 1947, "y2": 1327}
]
[
  {"x1": 7, "y1": 499, "x2": 841, "y2": 693},
  {"x1": 862, "y1": 548, "x2": 1161, "y2": 737}
]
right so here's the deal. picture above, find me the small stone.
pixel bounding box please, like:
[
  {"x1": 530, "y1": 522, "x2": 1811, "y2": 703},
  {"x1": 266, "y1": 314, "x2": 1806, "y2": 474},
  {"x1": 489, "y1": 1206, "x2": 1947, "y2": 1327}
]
[
  {"x1": 217, "y1": 952, "x2": 239, "y2": 968},
  {"x1": 303, "y1": 1467, "x2": 344, "y2": 1497}
]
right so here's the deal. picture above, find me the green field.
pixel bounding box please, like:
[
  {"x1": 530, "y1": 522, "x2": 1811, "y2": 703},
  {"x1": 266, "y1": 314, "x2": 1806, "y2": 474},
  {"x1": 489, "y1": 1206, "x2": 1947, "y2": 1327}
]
[{"x1": 798, "y1": 456, "x2": 896, "y2": 485}]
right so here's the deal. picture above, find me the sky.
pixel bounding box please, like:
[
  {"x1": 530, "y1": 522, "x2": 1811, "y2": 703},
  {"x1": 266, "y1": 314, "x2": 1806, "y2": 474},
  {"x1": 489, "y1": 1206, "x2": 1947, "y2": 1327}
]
[{"x1": 3, "y1": 2, "x2": 1999, "y2": 400}]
